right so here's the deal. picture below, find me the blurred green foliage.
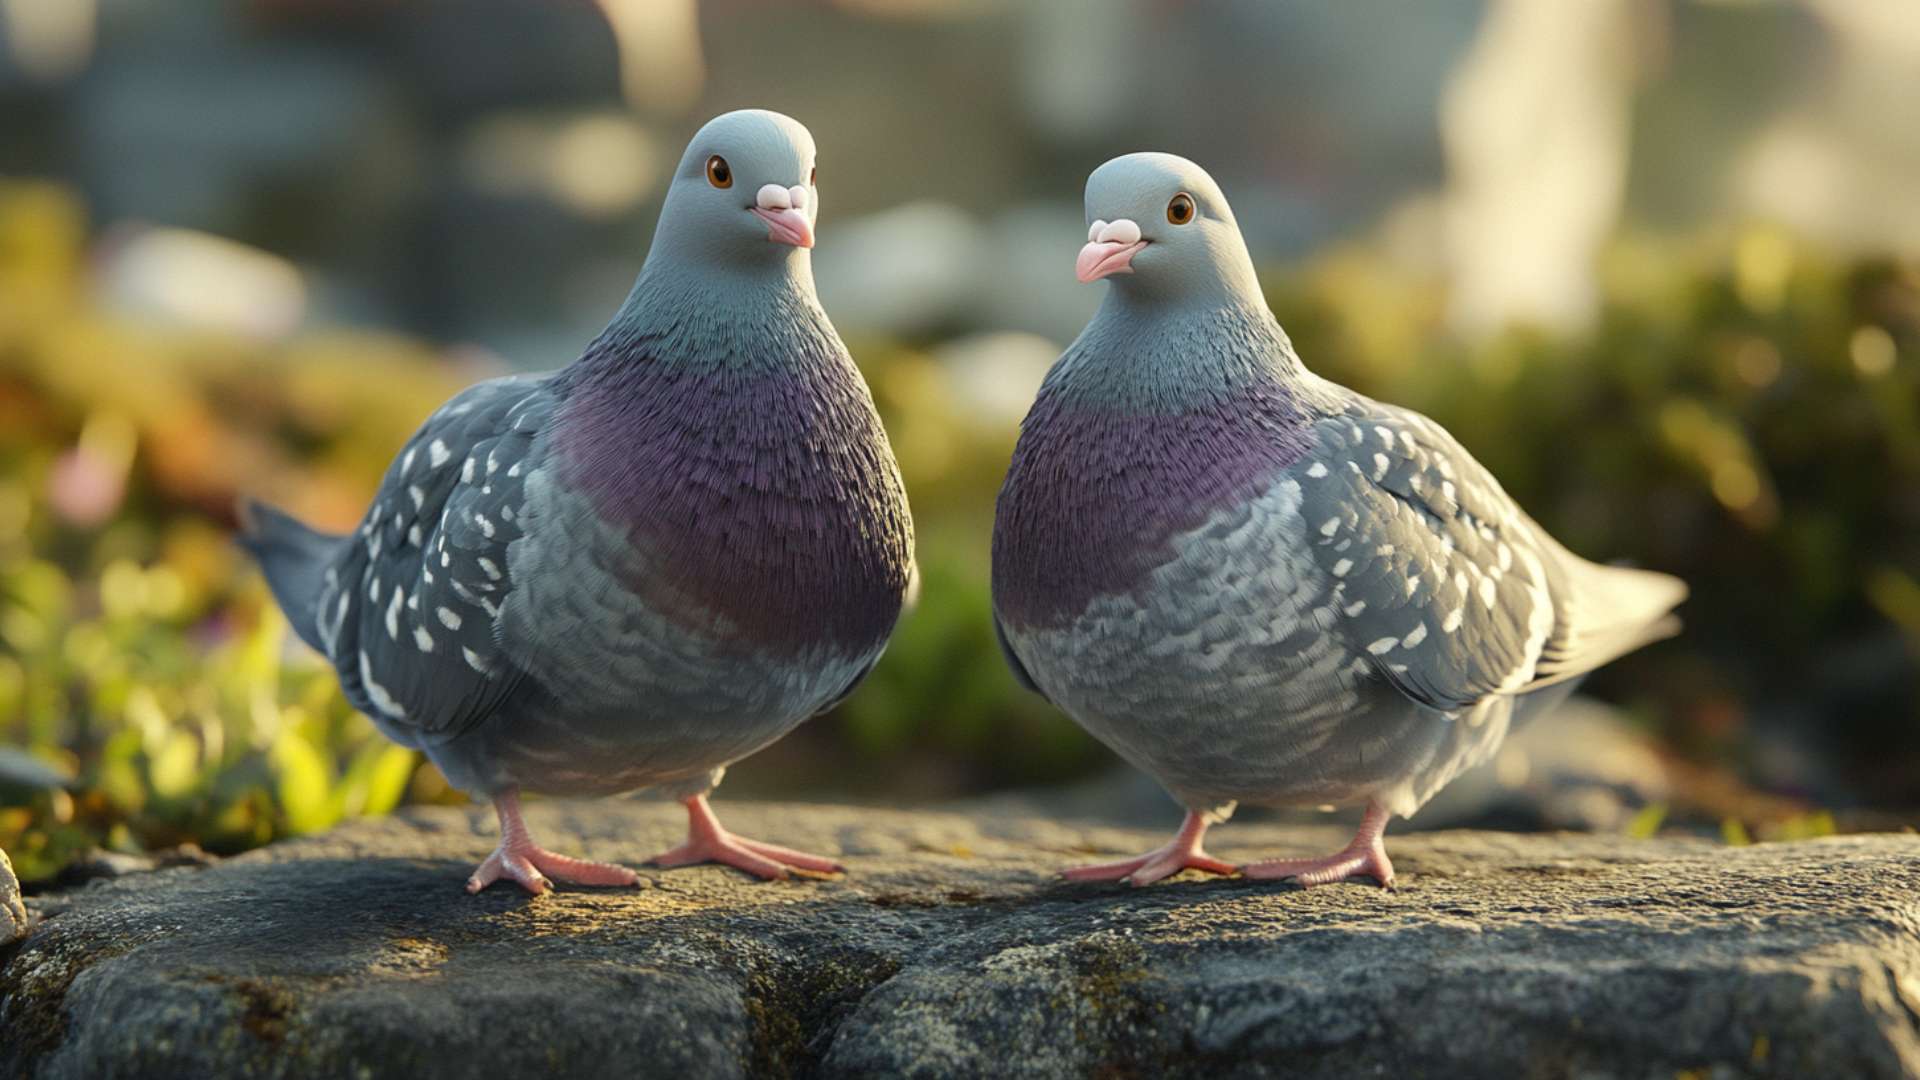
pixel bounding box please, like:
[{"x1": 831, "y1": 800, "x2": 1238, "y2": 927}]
[{"x1": 1, "y1": 181, "x2": 1916, "y2": 882}]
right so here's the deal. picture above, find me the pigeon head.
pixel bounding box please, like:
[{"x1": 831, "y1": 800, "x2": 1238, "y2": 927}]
[
  {"x1": 1076, "y1": 152, "x2": 1262, "y2": 306},
  {"x1": 649, "y1": 109, "x2": 820, "y2": 270}
]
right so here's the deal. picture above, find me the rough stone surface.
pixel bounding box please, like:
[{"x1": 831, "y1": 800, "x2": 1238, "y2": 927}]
[
  {"x1": 2, "y1": 801, "x2": 1918, "y2": 1079},
  {"x1": 0, "y1": 846, "x2": 24, "y2": 947}
]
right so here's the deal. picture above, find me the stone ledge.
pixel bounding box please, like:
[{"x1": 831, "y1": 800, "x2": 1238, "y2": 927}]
[{"x1": 3, "y1": 801, "x2": 1918, "y2": 1078}]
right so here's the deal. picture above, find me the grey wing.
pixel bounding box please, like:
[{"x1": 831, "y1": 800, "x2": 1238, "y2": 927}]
[
  {"x1": 311, "y1": 374, "x2": 554, "y2": 746},
  {"x1": 1292, "y1": 403, "x2": 1570, "y2": 714},
  {"x1": 1294, "y1": 400, "x2": 1685, "y2": 715}
]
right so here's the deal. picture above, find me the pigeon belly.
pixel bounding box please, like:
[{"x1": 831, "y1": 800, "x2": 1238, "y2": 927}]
[{"x1": 1001, "y1": 476, "x2": 1506, "y2": 816}]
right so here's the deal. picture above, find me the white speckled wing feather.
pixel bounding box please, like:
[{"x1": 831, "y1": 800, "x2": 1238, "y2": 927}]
[
  {"x1": 1292, "y1": 401, "x2": 1565, "y2": 714},
  {"x1": 314, "y1": 374, "x2": 549, "y2": 746},
  {"x1": 1293, "y1": 398, "x2": 1683, "y2": 715}
]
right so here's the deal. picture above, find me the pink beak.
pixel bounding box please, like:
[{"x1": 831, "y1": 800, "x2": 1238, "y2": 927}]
[
  {"x1": 752, "y1": 206, "x2": 814, "y2": 249},
  {"x1": 1076, "y1": 239, "x2": 1146, "y2": 283}
]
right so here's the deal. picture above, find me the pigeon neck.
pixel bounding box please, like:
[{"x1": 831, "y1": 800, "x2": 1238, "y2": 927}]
[
  {"x1": 1057, "y1": 297, "x2": 1323, "y2": 414},
  {"x1": 581, "y1": 255, "x2": 826, "y2": 378}
]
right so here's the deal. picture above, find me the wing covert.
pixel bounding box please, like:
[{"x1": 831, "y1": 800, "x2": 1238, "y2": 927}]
[
  {"x1": 1292, "y1": 401, "x2": 1563, "y2": 714},
  {"x1": 313, "y1": 375, "x2": 552, "y2": 744}
]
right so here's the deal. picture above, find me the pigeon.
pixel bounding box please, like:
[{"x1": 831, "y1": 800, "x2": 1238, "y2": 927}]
[
  {"x1": 240, "y1": 110, "x2": 915, "y2": 894},
  {"x1": 991, "y1": 153, "x2": 1684, "y2": 888}
]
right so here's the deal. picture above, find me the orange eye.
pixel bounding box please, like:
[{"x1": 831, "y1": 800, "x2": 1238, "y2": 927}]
[
  {"x1": 809, "y1": 165, "x2": 817, "y2": 186},
  {"x1": 706, "y1": 155, "x2": 732, "y2": 189},
  {"x1": 1166, "y1": 192, "x2": 1195, "y2": 225}
]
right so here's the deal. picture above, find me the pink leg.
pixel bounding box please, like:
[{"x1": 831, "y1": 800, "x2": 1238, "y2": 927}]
[
  {"x1": 1243, "y1": 800, "x2": 1396, "y2": 888},
  {"x1": 647, "y1": 794, "x2": 845, "y2": 880},
  {"x1": 466, "y1": 788, "x2": 641, "y2": 895},
  {"x1": 1063, "y1": 810, "x2": 1239, "y2": 886}
]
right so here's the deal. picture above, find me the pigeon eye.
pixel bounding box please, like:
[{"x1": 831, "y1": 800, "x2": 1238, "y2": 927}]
[
  {"x1": 1166, "y1": 193, "x2": 1196, "y2": 225},
  {"x1": 809, "y1": 165, "x2": 817, "y2": 186},
  {"x1": 706, "y1": 155, "x2": 732, "y2": 189}
]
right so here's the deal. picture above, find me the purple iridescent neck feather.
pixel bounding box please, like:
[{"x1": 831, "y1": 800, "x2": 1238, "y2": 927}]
[
  {"x1": 550, "y1": 264, "x2": 913, "y2": 655},
  {"x1": 992, "y1": 301, "x2": 1333, "y2": 629}
]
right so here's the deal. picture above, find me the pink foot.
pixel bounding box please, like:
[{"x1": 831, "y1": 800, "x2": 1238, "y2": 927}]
[
  {"x1": 1244, "y1": 801, "x2": 1396, "y2": 889},
  {"x1": 648, "y1": 795, "x2": 844, "y2": 881},
  {"x1": 466, "y1": 789, "x2": 640, "y2": 895},
  {"x1": 1063, "y1": 810, "x2": 1238, "y2": 886}
]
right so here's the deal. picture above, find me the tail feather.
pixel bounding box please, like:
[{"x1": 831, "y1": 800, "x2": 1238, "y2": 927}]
[
  {"x1": 236, "y1": 497, "x2": 347, "y2": 655},
  {"x1": 1532, "y1": 552, "x2": 1688, "y2": 686}
]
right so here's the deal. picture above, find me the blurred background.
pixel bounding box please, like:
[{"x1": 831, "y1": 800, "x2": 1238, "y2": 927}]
[{"x1": 1, "y1": 0, "x2": 1916, "y2": 883}]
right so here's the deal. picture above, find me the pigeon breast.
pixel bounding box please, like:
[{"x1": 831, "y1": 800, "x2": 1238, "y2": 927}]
[
  {"x1": 544, "y1": 288, "x2": 913, "y2": 659},
  {"x1": 992, "y1": 304, "x2": 1317, "y2": 631}
]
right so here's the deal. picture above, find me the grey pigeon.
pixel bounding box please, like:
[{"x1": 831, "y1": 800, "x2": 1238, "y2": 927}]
[
  {"x1": 991, "y1": 153, "x2": 1684, "y2": 888},
  {"x1": 241, "y1": 110, "x2": 915, "y2": 894}
]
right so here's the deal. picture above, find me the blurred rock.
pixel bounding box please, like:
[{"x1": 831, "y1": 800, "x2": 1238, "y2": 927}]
[
  {"x1": 5, "y1": 801, "x2": 1919, "y2": 1078},
  {"x1": 0, "y1": 846, "x2": 22, "y2": 947},
  {"x1": 48, "y1": 843, "x2": 216, "y2": 890},
  {"x1": 1408, "y1": 695, "x2": 1671, "y2": 832},
  {"x1": 0, "y1": 748, "x2": 72, "y2": 794}
]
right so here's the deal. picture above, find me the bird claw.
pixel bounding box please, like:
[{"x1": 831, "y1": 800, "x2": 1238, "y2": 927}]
[
  {"x1": 1063, "y1": 849, "x2": 1238, "y2": 887},
  {"x1": 649, "y1": 833, "x2": 843, "y2": 880},
  {"x1": 1062, "y1": 811, "x2": 1238, "y2": 886},
  {"x1": 465, "y1": 842, "x2": 639, "y2": 895},
  {"x1": 1243, "y1": 842, "x2": 1395, "y2": 889},
  {"x1": 649, "y1": 795, "x2": 844, "y2": 880}
]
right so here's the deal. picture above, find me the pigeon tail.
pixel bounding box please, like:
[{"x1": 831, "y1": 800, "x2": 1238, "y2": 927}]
[
  {"x1": 235, "y1": 496, "x2": 346, "y2": 654},
  {"x1": 1528, "y1": 550, "x2": 1688, "y2": 690}
]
